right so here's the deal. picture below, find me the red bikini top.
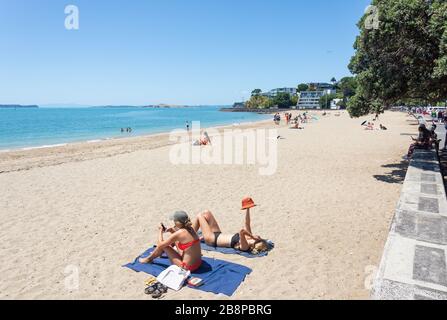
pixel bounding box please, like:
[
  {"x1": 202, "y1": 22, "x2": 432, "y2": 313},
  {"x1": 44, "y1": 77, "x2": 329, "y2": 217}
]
[{"x1": 177, "y1": 238, "x2": 200, "y2": 251}]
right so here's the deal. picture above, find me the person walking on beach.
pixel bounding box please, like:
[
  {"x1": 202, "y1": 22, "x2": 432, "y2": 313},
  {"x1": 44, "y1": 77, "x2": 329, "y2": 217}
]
[{"x1": 186, "y1": 121, "x2": 190, "y2": 132}]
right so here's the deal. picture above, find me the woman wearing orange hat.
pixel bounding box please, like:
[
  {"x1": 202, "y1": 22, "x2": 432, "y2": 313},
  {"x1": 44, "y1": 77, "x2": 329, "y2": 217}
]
[{"x1": 192, "y1": 197, "x2": 270, "y2": 254}]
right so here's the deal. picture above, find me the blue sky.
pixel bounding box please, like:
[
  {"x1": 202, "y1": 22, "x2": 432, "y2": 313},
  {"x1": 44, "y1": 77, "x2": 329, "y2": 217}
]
[{"x1": 0, "y1": 0, "x2": 371, "y2": 106}]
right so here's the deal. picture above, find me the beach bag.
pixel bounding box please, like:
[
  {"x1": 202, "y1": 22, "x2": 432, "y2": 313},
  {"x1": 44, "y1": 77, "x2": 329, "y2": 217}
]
[{"x1": 156, "y1": 265, "x2": 191, "y2": 291}]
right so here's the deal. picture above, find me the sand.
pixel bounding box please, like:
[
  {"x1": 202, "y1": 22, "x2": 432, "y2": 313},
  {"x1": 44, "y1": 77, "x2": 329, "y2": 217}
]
[{"x1": 0, "y1": 110, "x2": 416, "y2": 300}]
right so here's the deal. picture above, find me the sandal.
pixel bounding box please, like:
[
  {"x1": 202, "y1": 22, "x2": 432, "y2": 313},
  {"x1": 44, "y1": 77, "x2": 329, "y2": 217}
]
[
  {"x1": 144, "y1": 282, "x2": 169, "y2": 299},
  {"x1": 144, "y1": 284, "x2": 157, "y2": 295},
  {"x1": 151, "y1": 289, "x2": 163, "y2": 299}
]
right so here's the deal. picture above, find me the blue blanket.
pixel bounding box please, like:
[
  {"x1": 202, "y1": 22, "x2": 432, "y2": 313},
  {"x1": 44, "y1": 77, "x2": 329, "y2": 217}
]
[
  {"x1": 123, "y1": 247, "x2": 252, "y2": 296},
  {"x1": 200, "y1": 241, "x2": 274, "y2": 258}
]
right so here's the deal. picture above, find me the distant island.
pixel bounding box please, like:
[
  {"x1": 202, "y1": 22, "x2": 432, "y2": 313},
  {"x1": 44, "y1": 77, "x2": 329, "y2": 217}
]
[
  {"x1": 99, "y1": 104, "x2": 191, "y2": 109},
  {"x1": 0, "y1": 104, "x2": 39, "y2": 109}
]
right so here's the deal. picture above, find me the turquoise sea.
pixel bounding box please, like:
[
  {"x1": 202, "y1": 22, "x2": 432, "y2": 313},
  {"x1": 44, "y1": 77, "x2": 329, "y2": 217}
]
[{"x1": 0, "y1": 106, "x2": 269, "y2": 151}]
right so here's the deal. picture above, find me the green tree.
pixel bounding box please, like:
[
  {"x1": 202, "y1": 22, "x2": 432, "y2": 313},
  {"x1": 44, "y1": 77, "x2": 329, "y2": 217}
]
[
  {"x1": 251, "y1": 89, "x2": 262, "y2": 97},
  {"x1": 348, "y1": 0, "x2": 447, "y2": 117},
  {"x1": 338, "y1": 77, "x2": 358, "y2": 99},
  {"x1": 246, "y1": 95, "x2": 272, "y2": 109},
  {"x1": 272, "y1": 93, "x2": 292, "y2": 108},
  {"x1": 291, "y1": 95, "x2": 298, "y2": 106},
  {"x1": 297, "y1": 83, "x2": 309, "y2": 92}
]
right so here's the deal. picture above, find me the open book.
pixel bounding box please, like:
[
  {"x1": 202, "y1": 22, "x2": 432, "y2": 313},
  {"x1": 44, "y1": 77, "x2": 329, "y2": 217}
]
[{"x1": 156, "y1": 265, "x2": 191, "y2": 291}]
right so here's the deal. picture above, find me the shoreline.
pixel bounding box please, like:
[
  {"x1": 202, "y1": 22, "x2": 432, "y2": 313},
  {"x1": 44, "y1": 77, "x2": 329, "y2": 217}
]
[
  {"x1": 0, "y1": 117, "x2": 273, "y2": 154},
  {"x1": 0, "y1": 117, "x2": 276, "y2": 174}
]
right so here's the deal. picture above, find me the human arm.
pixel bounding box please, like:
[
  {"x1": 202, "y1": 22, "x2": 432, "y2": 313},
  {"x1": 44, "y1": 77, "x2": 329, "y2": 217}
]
[
  {"x1": 140, "y1": 227, "x2": 179, "y2": 264},
  {"x1": 244, "y1": 208, "x2": 253, "y2": 235}
]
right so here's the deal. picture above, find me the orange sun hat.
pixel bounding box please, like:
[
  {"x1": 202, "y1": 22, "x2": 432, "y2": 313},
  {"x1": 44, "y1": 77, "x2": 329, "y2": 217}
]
[{"x1": 241, "y1": 197, "x2": 257, "y2": 210}]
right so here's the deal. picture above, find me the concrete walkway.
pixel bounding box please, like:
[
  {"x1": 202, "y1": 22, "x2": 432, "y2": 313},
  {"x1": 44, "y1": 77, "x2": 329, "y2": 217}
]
[{"x1": 372, "y1": 149, "x2": 447, "y2": 300}]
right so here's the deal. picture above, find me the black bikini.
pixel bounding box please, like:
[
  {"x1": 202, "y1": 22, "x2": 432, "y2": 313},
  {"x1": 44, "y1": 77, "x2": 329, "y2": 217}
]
[{"x1": 213, "y1": 232, "x2": 240, "y2": 248}]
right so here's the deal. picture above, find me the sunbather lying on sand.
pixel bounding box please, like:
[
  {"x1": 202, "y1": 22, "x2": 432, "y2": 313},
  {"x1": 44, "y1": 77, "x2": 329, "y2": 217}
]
[
  {"x1": 139, "y1": 211, "x2": 203, "y2": 272},
  {"x1": 192, "y1": 197, "x2": 270, "y2": 255},
  {"x1": 193, "y1": 131, "x2": 212, "y2": 146}
]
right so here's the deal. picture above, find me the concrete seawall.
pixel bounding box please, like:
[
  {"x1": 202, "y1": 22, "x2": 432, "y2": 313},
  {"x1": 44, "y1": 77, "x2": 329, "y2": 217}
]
[{"x1": 372, "y1": 149, "x2": 447, "y2": 300}]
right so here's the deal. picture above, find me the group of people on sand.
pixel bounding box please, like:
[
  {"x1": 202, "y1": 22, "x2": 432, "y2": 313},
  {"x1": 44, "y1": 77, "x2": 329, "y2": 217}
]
[
  {"x1": 273, "y1": 111, "x2": 312, "y2": 128},
  {"x1": 139, "y1": 197, "x2": 271, "y2": 272},
  {"x1": 362, "y1": 116, "x2": 387, "y2": 131},
  {"x1": 407, "y1": 123, "x2": 441, "y2": 158},
  {"x1": 121, "y1": 127, "x2": 133, "y2": 133}
]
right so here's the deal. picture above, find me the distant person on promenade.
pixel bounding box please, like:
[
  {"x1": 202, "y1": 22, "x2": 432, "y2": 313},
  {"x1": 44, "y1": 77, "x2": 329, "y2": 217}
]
[
  {"x1": 430, "y1": 124, "x2": 441, "y2": 153},
  {"x1": 192, "y1": 197, "x2": 271, "y2": 255},
  {"x1": 438, "y1": 110, "x2": 443, "y2": 123},
  {"x1": 407, "y1": 124, "x2": 431, "y2": 158},
  {"x1": 444, "y1": 121, "x2": 447, "y2": 150}
]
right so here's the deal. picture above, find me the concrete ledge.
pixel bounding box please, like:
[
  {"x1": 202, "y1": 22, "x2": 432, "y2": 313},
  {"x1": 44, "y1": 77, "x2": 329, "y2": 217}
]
[{"x1": 372, "y1": 149, "x2": 447, "y2": 300}]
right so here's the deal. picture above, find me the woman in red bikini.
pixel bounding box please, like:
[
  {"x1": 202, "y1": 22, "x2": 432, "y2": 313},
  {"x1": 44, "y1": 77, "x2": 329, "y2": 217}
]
[{"x1": 139, "y1": 211, "x2": 203, "y2": 272}]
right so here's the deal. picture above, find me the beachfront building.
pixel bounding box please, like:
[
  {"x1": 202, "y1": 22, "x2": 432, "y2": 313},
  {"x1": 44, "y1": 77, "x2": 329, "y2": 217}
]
[
  {"x1": 262, "y1": 87, "x2": 297, "y2": 98},
  {"x1": 296, "y1": 91, "x2": 325, "y2": 109},
  {"x1": 308, "y1": 83, "x2": 337, "y2": 95},
  {"x1": 330, "y1": 98, "x2": 343, "y2": 110}
]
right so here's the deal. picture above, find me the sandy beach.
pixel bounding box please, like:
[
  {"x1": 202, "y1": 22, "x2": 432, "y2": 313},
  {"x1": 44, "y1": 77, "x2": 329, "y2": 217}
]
[{"x1": 0, "y1": 110, "x2": 416, "y2": 300}]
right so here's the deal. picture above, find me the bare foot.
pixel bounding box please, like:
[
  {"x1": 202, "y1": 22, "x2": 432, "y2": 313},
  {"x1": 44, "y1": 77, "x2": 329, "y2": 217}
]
[{"x1": 139, "y1": 256, "x2": 152, "y2": 264}]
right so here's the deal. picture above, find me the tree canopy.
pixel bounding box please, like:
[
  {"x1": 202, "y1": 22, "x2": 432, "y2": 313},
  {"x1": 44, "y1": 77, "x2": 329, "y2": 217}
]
[
  {"x1": 272, "y1": 92, "x2": 293, "y2": 109},
  {"x1": 348, "y1": 0, "x2": 447, "y2": 117},
  {"x1": 297, "y1": 83, "x2": 309, "y2": 92},
  {"x1": 246, "y1": 95, "x2": 273, "y2": 109}
]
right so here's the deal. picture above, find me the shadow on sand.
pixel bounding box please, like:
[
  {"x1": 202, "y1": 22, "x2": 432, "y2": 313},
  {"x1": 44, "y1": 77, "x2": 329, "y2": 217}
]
[{"x1": 373, "y1": 160, "x2": 409, "y2": 184}]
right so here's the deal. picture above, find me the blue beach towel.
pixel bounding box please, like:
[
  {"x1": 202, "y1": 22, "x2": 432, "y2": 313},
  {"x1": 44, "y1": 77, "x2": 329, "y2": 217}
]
[
  {"x1": 200, "y1": 240, "x2": 274, "y2": 258},
  {"x1": 123, "y1": 247, "x2": 252, "y2": 296}
]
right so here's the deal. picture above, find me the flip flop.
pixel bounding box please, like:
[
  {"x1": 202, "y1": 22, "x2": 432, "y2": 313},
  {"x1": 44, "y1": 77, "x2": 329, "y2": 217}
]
[
  {"x1": 151, "y1": 289, "x2": 163, "y2": 299},
  {"x1": 145, "y1": 284, "x2": 157, "y2": 295}
]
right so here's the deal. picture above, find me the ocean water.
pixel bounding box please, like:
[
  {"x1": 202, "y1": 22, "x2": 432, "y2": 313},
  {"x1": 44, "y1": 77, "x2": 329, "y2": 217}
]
[{"x1": 0, "y1": 106, "x2": 270, "y2": 151}]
